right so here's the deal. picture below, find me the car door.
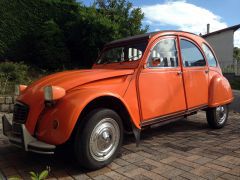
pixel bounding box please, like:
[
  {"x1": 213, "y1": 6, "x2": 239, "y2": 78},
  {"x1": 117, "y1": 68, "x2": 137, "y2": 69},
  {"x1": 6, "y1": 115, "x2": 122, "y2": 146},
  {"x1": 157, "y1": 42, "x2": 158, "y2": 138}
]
[
  {"x1": 179, "y1": 38, "x2": 209, "y2": 109},
  {"x1": 139, "y1": 36, "x2": 187, "y2": 121}
]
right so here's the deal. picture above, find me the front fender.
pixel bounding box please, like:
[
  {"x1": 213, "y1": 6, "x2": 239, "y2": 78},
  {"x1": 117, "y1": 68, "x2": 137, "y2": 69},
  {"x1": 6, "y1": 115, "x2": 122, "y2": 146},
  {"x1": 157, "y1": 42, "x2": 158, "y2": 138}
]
[
  {"x1": 36, "y1": 88, "x2": 139, "y2": 145},
  {"x1": 208, "y1": 74, "x2": 233, "y2": 107}
]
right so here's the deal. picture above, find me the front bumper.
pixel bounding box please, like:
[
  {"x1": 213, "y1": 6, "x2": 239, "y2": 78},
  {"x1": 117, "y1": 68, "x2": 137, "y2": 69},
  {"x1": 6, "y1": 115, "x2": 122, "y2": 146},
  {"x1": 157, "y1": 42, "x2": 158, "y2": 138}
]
[{"x1": 2, "y1": 115, "x2": 56, "y2": 154}]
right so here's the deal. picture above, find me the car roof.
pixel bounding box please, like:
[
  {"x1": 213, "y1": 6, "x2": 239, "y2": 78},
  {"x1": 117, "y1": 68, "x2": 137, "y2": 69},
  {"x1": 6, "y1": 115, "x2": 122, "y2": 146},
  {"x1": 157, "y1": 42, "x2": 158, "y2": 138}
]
[{"x1": 105, "y1": 30, "x2": 200, "y2": 47}]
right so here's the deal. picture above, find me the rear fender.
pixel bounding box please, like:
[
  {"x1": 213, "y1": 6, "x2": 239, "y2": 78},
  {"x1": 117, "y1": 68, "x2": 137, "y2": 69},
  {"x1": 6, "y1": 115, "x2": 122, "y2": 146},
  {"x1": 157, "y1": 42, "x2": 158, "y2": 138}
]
[{"x1": 208, "y1": 74, "x2": 233, "y2": 107}]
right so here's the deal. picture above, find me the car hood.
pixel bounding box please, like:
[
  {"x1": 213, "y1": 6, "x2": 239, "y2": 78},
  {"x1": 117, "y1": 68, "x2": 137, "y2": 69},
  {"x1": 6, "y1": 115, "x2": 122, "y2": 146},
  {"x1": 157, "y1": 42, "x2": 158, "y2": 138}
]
[
  {"x1": 27, "y1": 69, "x2": 134, "y2": 92},
  {"x1": 17, "y1": 68, "x2": 134, "y2": 135}
]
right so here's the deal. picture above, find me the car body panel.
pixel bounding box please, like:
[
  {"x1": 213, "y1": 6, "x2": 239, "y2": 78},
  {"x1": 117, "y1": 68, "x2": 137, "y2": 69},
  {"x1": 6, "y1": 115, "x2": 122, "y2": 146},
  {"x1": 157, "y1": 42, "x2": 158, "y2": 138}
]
[
  {"x1": 182, "y1": 67, "x2": 209, "y2": 108},
  {"x1": 208, "y1": 72, "x2": 233, "y2": 107},
  {"x1": 17, "y1": 69, "x2": 134, "y2": 134},
  {"x1": 36, "y1": 87, "x2": 139, "y2": 145},
  {"x1": 139, "y1": 67, "x2": 187, "y2": 120}
]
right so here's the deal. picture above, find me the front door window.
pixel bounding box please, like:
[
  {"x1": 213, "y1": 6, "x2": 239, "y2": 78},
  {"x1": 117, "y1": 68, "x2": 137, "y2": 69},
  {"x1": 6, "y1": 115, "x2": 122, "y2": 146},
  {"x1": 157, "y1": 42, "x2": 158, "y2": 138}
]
[{"x1": 148, "y1": 38, "x2": 178, "y2": 67}]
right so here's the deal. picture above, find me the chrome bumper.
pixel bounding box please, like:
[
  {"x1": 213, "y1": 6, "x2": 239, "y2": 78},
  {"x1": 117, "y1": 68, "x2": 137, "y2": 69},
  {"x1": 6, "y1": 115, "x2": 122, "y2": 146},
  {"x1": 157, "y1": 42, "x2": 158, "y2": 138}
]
[{"x1": 2, "y1": 115, "x2": 56, "y2": 154}]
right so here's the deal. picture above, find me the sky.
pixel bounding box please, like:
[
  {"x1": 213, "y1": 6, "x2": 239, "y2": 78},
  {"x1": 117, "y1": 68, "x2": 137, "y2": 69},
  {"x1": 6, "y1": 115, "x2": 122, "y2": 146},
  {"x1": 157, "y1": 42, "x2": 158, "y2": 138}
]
[{"x1": 80, "y1": 0, "x2": 240, "y2": 47}]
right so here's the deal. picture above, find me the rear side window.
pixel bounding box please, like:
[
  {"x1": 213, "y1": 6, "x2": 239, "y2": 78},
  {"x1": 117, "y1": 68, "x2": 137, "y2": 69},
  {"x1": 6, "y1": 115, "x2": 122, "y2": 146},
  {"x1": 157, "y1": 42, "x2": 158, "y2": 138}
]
[
  {"x1": 180, "y1": 39, "x2": 206, "y2": 67},
  {"x1": 148, "y1": 38, "x2": 178, "y2": 68},
  {"x1": 202, "y1": 43, "x2": 217, "y2": 67}
]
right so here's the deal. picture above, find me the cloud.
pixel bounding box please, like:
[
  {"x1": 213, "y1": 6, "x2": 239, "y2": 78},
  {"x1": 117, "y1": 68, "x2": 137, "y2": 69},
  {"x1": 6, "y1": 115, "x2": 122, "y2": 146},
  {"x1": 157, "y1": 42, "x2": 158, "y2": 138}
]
[
  {"x1": 141, "y1": 0, "x2": 240, "y2": 47},
  {"x1": 141, "y1": 0, "x2": 227, "y2": 35}
]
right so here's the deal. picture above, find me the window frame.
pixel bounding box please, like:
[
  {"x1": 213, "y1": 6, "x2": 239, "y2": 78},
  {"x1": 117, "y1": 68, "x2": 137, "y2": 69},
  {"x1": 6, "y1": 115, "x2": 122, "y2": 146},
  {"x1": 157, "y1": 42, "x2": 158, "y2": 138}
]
[
  {"x1": 96, "y1": 41, "x2": 147, "y2": 65},
  {"x1": 146, "y1": 36, "x2": 180, "y2": 69},
  {"x1": 201, "y1": 43, "x2": 218, "y2": 67},
  {"x1": 179, "y1": 38, "x2": 207, "y2": 68}
]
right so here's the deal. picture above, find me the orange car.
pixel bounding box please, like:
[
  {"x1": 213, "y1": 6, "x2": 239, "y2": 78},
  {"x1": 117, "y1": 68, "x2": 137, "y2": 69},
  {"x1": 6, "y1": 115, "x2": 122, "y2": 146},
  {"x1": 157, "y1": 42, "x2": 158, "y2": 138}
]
[{"x1": 2, "y1": 31, "x2": 233, "y2": 170}]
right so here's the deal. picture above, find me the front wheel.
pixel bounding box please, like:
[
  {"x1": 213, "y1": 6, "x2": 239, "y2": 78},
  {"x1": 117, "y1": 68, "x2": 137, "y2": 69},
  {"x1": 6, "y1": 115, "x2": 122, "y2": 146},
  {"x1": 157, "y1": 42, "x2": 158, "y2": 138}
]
[
  {"x1": 74, "y1": 108, "x2": 123, "y2": 170},
  {"x1": 206, "y1": 105, "x2": 229, "y2": 129}
]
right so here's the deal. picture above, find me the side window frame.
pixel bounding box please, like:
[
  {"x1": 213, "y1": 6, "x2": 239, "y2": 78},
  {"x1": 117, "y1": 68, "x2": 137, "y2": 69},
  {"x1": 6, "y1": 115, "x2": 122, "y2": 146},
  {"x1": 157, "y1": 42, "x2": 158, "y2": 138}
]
[
  {"x1": 146, "y1": 36, "x2": 180, "y2": 69},
  {"x1": 202, "y1": 43, "x2": 218, "y2": 67},
  {"x1": 179, "y1": 38, "x2": 207, "y2": 68}
]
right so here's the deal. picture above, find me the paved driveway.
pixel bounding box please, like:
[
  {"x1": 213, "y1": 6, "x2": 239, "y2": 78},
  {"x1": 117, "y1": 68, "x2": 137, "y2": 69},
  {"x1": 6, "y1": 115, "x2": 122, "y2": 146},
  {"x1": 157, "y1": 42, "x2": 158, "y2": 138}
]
[{"x1": 0, "y1": 111, "x2": 240, "y2": 180}]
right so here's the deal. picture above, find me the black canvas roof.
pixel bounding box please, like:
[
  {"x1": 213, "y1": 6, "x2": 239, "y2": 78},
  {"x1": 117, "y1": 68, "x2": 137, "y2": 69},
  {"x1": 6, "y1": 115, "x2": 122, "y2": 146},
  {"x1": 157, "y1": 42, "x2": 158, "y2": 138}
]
[
  {"x1": 105, "y1": 30, "x2": 198, "y2": 46},
  {"x1": 105, "y1": 32, "x2": 158, "y2": 46}
]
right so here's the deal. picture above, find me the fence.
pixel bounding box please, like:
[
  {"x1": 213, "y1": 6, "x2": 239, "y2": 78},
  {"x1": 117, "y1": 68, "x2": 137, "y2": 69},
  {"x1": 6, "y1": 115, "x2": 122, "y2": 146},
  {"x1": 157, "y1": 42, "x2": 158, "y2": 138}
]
[{"x1": 221, "y1": 60, "x2": 240, "y2": 76}]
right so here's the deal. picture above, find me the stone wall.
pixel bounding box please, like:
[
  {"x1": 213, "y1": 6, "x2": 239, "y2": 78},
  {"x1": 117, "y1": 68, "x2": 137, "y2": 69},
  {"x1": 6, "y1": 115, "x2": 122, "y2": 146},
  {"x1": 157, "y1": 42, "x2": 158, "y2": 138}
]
[{"x1": 0, "y1": 96, "x2": 15, "y2": 113}]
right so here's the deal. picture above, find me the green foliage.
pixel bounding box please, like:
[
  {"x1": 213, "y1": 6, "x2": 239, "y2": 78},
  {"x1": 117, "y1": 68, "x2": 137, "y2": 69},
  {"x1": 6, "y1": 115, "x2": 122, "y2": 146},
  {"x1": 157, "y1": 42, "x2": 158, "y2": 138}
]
[
  {"x1": 9, "y1": 167, "x2": 50, "y2": 180},
  {"x1": 0, "y1": 0, "x2": 79, "y2": 60},
  {"x1": 65, "y1": 6, "x2": 120, "y2": 67},
  {"x1": 234, "y1": 47, "x2": 240, "y2": 61},
  {"x1": 95, "y1": 0, "x2": 148, "y2": 36},
  {"x1": 34, "y1": 20, "x2": 70, "y2": 70},
  {"x1": 228, "y1": 77, "x2": 240, "y2": 90},
  {"x1": 0, "y1": 0, "x2": 147, "y2": 70},
  {"x1": 0, "y1": 61, "x2": 31, "y2": 95},
  {"x1": 30, "y1": 169, "x2": 49, "y2": 180}
]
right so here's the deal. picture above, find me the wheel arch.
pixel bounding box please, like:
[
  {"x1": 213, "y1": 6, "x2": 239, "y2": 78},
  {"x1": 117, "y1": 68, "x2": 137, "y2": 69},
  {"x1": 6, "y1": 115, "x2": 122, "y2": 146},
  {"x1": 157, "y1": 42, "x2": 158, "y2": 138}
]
[
  {"x1": 208, "y1": 74, "x2": 233, "y2": 107},
  {"x1": 70, "y1": 95, "x2": 137, "y2": 142}
]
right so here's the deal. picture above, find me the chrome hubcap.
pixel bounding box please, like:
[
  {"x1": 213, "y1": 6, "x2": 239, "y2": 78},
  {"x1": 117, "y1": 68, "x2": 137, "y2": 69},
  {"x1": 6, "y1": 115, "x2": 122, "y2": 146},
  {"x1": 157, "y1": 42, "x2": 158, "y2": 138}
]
[
  {"x1": 89, "y1": 118, "x2": 120, "y2": 161},
  {"x1": 216, "y1": 105, "x2": 226, "y2": 124}
]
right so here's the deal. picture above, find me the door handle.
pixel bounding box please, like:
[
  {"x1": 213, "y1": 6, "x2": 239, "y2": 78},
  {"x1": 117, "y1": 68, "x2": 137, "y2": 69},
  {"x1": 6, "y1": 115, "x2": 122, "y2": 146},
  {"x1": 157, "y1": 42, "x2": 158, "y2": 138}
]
[
  {"x1": 177, "y1": 71, "x2": 183, "y2": 75},
  {"x1": 205, "y1": 70, "x2": 209, "y2": 74}
]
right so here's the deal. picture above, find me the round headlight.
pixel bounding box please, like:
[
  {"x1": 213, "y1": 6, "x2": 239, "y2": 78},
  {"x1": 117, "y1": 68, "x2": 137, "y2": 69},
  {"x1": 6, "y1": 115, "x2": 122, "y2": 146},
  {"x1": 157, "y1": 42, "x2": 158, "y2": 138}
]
[{"x1": 44, "y1": 86, "x2": 66, "y2": 101}]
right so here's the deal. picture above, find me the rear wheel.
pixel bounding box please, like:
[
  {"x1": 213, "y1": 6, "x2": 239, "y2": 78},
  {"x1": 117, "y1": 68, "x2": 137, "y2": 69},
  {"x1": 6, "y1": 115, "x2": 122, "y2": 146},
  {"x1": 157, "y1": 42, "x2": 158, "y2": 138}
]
[
  {"x1": 206, "y1": 105, "x2": 229, "y2": 129},
  {"x1": 74, "y1": 108, "x2": 123, "y2": 170}
]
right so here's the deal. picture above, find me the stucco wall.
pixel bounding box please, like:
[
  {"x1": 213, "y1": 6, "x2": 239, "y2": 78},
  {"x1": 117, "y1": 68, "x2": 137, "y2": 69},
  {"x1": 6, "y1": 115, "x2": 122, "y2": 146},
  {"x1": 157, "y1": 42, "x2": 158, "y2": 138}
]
[{"x1": 204, "y1": 30, "x2": 234, "y2": 67}]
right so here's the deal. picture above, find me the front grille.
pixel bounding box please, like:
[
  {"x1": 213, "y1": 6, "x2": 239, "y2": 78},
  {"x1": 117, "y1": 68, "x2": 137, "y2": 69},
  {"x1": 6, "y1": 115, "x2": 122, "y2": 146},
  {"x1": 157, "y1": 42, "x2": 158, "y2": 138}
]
[
  {"x1": 12, "y1": 122, "x2": 22, "y2": 135},
  {"x1": 13, "y1": 102, "x2": 29, "y2": 124}
]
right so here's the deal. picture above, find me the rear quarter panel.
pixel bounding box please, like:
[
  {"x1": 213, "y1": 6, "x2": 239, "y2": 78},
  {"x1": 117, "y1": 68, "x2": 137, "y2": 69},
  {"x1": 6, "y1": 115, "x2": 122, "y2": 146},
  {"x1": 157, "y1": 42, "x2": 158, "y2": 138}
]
[{"x1": 208, "y1": 67, "x2": 233, "y2": 107}]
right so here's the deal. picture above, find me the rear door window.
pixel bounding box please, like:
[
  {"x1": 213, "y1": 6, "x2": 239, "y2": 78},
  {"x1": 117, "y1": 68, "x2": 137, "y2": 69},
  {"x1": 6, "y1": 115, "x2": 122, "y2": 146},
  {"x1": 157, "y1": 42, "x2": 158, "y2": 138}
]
[
  {"x1": 202, "y1": 43, "x2": 217, "y2": 67},
  {"x1": 180, "y1": 39, "x2": 206, "y2": 67}
]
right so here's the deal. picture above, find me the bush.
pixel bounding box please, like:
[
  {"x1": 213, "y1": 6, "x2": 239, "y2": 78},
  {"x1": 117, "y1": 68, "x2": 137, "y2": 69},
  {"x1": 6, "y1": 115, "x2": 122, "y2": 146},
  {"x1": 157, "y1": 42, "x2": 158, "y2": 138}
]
[
  {"x1": 0, "y1": 61, "x2": 31, "y2": 95},
  {"x1": 0, "y1": 0, "x2": 147, "y2": 71}
]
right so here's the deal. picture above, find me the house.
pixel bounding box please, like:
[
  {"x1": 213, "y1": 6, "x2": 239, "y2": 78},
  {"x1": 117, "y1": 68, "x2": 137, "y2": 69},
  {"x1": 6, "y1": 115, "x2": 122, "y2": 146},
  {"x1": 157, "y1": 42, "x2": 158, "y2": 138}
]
[{"x1": 202, "y1": 24, "x2": 240, "y2": 67}]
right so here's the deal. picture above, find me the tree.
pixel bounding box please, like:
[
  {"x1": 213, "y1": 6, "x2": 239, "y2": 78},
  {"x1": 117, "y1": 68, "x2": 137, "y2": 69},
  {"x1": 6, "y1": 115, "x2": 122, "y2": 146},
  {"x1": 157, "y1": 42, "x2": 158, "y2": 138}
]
[
  {"x1": 0, "y1": 0, "x2": 148, "y2": 71},
  {"x1": 65, "y1": 0, "x2": 148, "y2": 68},
  {"x1": 34, "y1": 20, "x2": 70, "y2": 71},
  {"x1": 234, "y1": 47, "x2": 240, "y2": 61},
  {"x1": 65, "y1": 6, "x2": 120, "y2": 68},
  {"x1": 95, "y1": 0, "x2": 148, "y2": 37}
]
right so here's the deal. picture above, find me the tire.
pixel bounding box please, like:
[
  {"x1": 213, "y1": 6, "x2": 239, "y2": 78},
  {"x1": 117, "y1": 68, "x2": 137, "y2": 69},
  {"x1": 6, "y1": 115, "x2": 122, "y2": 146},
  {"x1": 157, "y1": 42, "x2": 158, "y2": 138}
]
[
  {"x1": 74, "y1": 108, "x2": 123, "y2": 170},
  {"x1": 206, "y1": 105, "x2": 229, "y2": 129}
]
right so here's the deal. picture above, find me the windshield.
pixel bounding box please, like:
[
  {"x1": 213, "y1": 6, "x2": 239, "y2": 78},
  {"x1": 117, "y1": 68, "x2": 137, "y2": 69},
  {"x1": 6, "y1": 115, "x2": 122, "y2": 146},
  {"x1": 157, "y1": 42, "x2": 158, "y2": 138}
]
[{"x1": 97, "y1": 42, "x2": 147, "y2": 64}]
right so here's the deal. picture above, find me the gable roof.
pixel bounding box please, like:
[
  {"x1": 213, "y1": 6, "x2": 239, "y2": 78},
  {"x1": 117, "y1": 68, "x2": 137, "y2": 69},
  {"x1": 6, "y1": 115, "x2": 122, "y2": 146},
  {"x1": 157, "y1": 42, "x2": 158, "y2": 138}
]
[{"x1": 202, "y1": 24, "x2": 240, "y2": 38}]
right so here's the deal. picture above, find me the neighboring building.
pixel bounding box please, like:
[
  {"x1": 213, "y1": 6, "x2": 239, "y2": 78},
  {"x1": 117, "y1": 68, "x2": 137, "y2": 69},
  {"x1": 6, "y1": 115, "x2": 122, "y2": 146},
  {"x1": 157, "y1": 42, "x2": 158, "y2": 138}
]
[{"x1": 202, "y1": 24, "x2": 240, "y2": 67}]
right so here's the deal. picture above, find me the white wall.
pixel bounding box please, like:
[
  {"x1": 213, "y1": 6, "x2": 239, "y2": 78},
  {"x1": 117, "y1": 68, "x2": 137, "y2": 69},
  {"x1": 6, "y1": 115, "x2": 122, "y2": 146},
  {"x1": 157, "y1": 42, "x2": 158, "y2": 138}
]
[{"x1": 204, "y1": 30, "x2": 234, "y2": 67}]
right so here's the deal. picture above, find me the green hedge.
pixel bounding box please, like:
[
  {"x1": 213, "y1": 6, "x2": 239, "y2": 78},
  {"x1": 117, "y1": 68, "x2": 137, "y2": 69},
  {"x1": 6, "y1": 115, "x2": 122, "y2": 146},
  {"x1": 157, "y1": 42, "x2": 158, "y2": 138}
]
[
  {"x1": 0, "y1": 0, "x2": 79, "y2": 59},
  {"x1": 0, "y1": 0, "x2": 147, "y2": 71}
]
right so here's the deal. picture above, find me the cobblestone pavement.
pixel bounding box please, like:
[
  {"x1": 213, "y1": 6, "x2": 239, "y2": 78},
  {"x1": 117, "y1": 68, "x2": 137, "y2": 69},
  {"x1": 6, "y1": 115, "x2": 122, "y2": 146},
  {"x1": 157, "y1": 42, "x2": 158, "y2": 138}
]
[{"x1": 0, "y1": 111, "x2": 239, "y2": 180}]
